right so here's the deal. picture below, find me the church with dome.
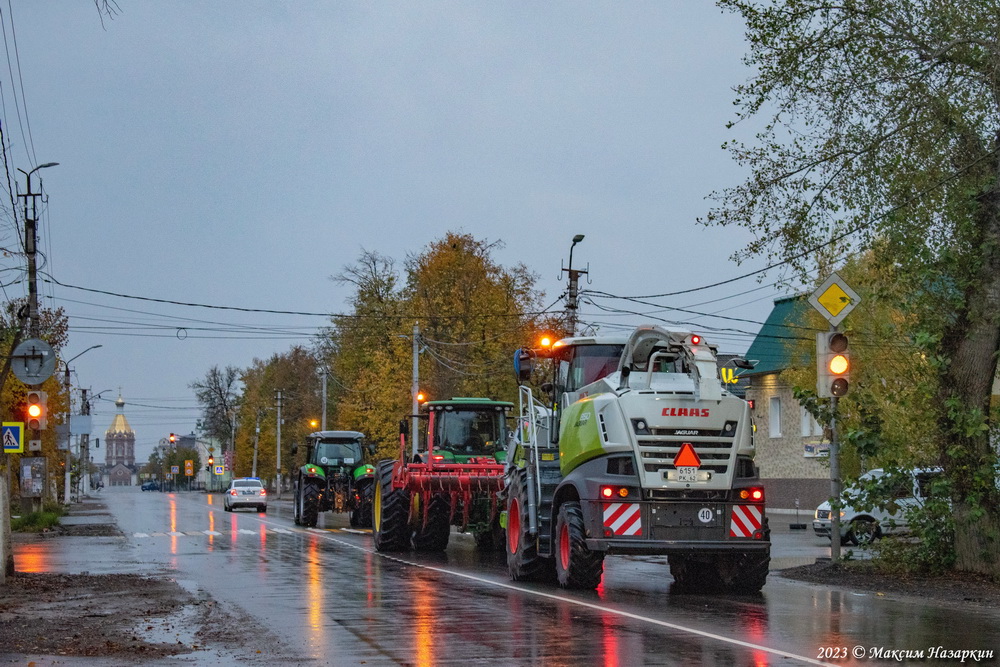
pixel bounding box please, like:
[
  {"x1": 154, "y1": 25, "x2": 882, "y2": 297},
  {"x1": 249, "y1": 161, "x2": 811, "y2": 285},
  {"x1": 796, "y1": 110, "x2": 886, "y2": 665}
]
[{"x1": 103, "y1": 395, "x2": 137, "y2": 487}]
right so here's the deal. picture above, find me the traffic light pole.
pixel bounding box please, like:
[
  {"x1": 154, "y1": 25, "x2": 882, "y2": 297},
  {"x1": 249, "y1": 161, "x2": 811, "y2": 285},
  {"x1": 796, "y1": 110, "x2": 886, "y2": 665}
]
[{"x1": 830, "y1": 394, "x2": 842, "y2": 562}]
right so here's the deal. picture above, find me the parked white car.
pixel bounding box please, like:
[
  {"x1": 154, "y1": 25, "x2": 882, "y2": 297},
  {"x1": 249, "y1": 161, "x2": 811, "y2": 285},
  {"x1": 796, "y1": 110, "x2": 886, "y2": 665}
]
[{"x1": 813, "y1": 467, "x2": 941, "y2": 545}]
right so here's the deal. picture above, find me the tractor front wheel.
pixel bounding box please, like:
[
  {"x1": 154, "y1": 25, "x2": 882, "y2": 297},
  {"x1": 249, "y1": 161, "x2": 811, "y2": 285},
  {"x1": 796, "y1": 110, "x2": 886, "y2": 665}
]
[
  {"x1": 412, "y1": 493, "x2": 451, "y2": 551},
  {"x1": 373, "y1": 460, "x2": 410, "y2": 552},
  {"x1": 555, "y1": 501, "x2": 604, "y2": 590}
]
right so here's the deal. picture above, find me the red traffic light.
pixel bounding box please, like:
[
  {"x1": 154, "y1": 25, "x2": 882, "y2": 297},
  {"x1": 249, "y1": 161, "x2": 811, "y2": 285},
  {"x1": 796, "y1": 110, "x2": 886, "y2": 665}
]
[{"x1": 169, "y1": 433, "x2": 176, "y2": 443}]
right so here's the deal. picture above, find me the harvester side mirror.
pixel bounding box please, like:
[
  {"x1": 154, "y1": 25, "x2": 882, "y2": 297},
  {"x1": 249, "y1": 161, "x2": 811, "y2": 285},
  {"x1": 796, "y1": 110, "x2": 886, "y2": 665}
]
[
  {"x1": 733, "y1": 358, "x2": 756, "y2": 370},
  {"x1": 540, "y1": 382, "x2": 553, "y2": 395},
  {"x1": 618, "y1": 365, "x2": 631, "y2": 391},
  {"x1": 399, "y1": 419, "x2": 407, "y2": 436},
  {"x1": 367, "y1": 444, "x2": 376, "y2": 455},
  {"x1": 290, "y1": 443, "x2": 298, "y2": 456},
  {"x1": 514, "y1": 349, "x2": 534, "y2": 383}
]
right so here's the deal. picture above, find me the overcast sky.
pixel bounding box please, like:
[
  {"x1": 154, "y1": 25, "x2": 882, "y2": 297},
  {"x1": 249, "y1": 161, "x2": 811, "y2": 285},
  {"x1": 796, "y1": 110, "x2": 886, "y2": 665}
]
[{"x1": 1, "y1": 2, "x2": 796, "y2": 461}]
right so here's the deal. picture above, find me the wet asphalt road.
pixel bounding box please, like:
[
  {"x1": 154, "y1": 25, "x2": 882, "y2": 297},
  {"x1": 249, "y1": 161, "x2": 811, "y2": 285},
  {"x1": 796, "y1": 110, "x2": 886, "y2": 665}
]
[{"x1": 15, "y1": 488, "x2": 1000, "y2": 666}]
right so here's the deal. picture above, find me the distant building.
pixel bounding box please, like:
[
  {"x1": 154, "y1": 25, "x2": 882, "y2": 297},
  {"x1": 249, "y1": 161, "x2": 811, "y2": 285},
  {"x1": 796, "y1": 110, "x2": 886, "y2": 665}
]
[
  {"x1": 103, "y1": 395, "x2": 137, "y2": 487},
  {"x1": 741, "y1": 295, "x2": 829, "y2": 511}
]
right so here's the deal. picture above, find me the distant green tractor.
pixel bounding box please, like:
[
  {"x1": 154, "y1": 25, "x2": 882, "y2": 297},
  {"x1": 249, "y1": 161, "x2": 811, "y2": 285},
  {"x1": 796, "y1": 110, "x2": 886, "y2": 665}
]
[{"x1": 292, "y1": 430, "x2": 376, "y2": 528}]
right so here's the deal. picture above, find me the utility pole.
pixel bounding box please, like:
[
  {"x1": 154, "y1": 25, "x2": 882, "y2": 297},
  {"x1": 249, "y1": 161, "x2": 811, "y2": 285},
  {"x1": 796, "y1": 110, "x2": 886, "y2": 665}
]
[
  {"x1": 252, "y1": 411, "x2": 261, "y2": 478},
  {"x1": 275, "y1": 390, "x2": 283, "y2": 499},
  {"x1": 411, "y1": 322, "x2": 420, "y2": 458},
  {"x1": 80, "y1": 389, "x2": 90, "y2": 496},
  {"x1": 562, "y1": 234, "x2": 587, "y2": 336},
  {"x1": 63, "y1": 364, "x2": 72, "y2": 504},
  {"x1": 17, "y1": 163, "x2": 57, "y2": 337},
  {"x1": 320, "y1": 367, "x2": 328, "y2": 431}
]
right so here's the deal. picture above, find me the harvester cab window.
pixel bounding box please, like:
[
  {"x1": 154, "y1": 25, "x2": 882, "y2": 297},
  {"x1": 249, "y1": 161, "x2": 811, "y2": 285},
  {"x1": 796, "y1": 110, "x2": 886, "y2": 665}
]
[
  {"x1": 315, "y1": 440, "x2": 362, "y2": 464},
  {"x1": 564, "y1": 344, "x2": 624, "y2": 391}
]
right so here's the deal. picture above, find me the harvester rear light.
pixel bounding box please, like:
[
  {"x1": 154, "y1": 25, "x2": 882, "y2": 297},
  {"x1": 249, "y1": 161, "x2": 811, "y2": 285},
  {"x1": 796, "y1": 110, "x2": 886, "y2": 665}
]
[
  {"x1": 690, "y1": 335, "x2": 701, "y2": 345},
  {"x1": 600, "y1": 485, "x2": 630, "y2": 499},
  {"x1": 431, "y1": 454, "x2": 445, "y2": 463},
  {"x1": 738, "y1": 487, "x2": 765, "y2": 502}
]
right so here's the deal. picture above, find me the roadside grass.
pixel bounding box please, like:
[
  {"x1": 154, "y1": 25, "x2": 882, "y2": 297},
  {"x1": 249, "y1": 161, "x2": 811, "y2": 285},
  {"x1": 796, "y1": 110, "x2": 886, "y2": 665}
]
[{"x1": 11, "y1": 501, "x2": 67, "y2": 532}]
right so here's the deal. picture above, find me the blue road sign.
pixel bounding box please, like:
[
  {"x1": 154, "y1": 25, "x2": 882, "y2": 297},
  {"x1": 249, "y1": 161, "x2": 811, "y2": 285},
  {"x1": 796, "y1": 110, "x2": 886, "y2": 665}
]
[{"x1": 2, "y1": 422, "x2": 24, "y2": 453}]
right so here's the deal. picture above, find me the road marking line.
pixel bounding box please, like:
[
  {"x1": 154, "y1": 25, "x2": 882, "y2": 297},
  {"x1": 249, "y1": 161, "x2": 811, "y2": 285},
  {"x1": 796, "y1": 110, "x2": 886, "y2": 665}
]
[
  {"x1": 306, "y1": 529, "x2": 834, "y2": 667},
  {"x1": 203, "y1": 530, "x2": 222, "y2": 536},
  {"x1": 168, "y1": 531, "x2": 184, "y2": 537},
  {"x1": 133, "y1": 532, "x2": 149, "y2": 538}
]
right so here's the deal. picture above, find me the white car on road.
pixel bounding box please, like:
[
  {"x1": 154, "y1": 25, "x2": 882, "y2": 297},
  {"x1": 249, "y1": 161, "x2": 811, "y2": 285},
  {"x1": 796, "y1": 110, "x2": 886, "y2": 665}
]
[{"x1": 223, "y1": 477, "x2": 268, "y2": 513}]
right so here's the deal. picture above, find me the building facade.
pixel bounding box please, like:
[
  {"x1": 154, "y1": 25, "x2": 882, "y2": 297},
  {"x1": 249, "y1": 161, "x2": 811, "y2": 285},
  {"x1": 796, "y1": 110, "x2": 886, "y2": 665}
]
[
  {"x1": 103, "y1": 395, "x2": 137, "y2": 487},
  {"x1": 742, "y1": 295, "x2": 830, "y2": 511}
]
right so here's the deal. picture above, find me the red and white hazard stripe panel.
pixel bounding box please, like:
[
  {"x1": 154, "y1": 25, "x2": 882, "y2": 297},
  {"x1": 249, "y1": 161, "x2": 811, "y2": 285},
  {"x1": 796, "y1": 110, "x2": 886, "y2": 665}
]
[
  {"x1": 603, "y1": 502, "x2": 642, "y2": 536},
  {"x1": 730, "y1": 505, "x2": 763, "y2": 538}
]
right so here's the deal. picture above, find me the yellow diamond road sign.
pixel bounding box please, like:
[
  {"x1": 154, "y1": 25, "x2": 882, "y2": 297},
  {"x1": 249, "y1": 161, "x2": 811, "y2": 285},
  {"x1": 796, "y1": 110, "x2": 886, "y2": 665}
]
[{"x1": 809, "y1": 273, "x2": 860, "y2": 327}]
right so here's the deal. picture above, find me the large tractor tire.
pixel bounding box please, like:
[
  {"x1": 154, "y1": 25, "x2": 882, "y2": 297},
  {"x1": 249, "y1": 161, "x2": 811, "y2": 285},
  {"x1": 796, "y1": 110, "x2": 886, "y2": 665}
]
[
  {"x1": 412, "y1": 493, "x2": 451, "y2": 551},
  {"x1": 350, "y1": 480, "x2": 375, "y2": 528},
  {"x1": 301, "y1": 481, "x2": 321, "y2": 528},
  {"x1": 373, "y1": 460, "x2": 410, "y2": 552},
  {"x1": 555, "y1": 501, "x2": 605, "y2": 590},
  {"x1": 505, "y1": 469, "x2": 555, "y2": 581},
  {"x1": 292, "y1": 479, "x2": 302, "y2": 525}
]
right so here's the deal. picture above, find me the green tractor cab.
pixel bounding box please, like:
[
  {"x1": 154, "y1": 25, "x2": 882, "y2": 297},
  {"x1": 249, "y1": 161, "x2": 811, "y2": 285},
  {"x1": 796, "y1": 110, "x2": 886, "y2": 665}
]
[{"x1": 293, "y1": 430, "x2": 376, "y2": 528}]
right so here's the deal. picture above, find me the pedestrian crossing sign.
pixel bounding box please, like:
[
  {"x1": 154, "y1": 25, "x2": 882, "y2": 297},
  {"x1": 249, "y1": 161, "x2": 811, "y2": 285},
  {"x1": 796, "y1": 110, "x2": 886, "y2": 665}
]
[
  {"x1": 2, "y1": 422, "x2": 24, "y2": 453},
  {"x1": 214, "y1": 465, "x2": 224, "y2": 475}
]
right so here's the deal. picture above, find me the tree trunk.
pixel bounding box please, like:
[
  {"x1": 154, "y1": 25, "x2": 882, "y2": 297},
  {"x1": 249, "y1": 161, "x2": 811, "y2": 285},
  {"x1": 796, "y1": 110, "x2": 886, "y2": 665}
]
[
  {"x1": 937, "y1": 150, "x2": 1000, "y2": 579},
  {"x1": 953, "y1": 503, "x2": 1000, "y2": 578}
]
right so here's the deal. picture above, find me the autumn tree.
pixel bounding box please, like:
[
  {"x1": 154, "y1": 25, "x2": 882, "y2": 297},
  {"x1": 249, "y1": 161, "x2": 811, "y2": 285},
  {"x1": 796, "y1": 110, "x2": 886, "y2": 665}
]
[
  {"x1": 191, "y1": 366, "x2": 241, "y2": 452},
  {"x1": 405, "y1": 232, "x2": 542, "y2": 402},
  {"x1": 710, "y1": 1, "x2": 1000, "y2": 575},
  {"x1": 235, "y1": 346, "x2": 321, "y2": 484},
  {"x1": 324, "y1": 249, "x2": 410, "y2": 457},
  {"x1": 322, "y1": 235, "x2": 546, "y2": 460}
]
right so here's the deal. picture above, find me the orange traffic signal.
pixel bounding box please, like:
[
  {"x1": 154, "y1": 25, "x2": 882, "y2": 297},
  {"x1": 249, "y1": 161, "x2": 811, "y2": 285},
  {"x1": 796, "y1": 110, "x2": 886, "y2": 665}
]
[{"x1": 26, "y1": 391, "x2": 47, "y2": 430}]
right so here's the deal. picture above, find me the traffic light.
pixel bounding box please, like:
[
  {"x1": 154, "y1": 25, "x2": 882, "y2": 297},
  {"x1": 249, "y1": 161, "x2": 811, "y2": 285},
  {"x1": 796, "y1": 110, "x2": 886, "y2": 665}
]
[
  {"x1": 817, "y1": 332, "x2": 850, "y2": 398},
  {"x1": 169, "y1": 433, "x2": 176, "y2": 444},
  {"x1": 206, "y1": 455, "x2": 214, "y2": 473},
  {"x1": 25, "y1": 390, "x2": 47, "y2": 430}
]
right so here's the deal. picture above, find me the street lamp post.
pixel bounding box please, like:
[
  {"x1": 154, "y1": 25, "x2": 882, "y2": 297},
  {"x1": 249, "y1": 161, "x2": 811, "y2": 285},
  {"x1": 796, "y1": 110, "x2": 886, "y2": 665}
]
[
  {"x1": 564, "y1": 234, "x2": 587, "y2": 336},
  {"x1": 61, "y1": 345, "x2": 103, "y2": 503}
]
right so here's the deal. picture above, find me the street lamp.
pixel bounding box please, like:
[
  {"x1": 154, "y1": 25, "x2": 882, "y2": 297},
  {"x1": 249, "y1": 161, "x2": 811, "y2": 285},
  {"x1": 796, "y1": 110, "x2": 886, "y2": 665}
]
[
  {"x1": 61, "y1": 344, "x2": 103, "y2": 503},
  {"x1": 565, "y1": 234, "x2": 586, "y2": 336}
]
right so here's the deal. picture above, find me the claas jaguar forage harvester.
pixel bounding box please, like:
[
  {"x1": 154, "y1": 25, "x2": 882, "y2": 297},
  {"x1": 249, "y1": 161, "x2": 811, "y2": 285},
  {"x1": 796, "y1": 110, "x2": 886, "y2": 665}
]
[
  {"x1": 505, "y1": 325, "x2": 769, "y2": 592},
  {"x1": 372, "y1": 397, "x2": 512, "y2": 552}
]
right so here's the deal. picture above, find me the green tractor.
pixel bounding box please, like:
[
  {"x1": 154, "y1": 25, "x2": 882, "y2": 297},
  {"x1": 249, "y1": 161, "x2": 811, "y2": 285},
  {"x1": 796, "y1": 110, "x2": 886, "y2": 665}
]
[
  {"x1": 373, "y1": 397, "x2": 512, "y2": 552},
  {"x1": 292, "y1": 430, "x2": 376, "y2": 528}
]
